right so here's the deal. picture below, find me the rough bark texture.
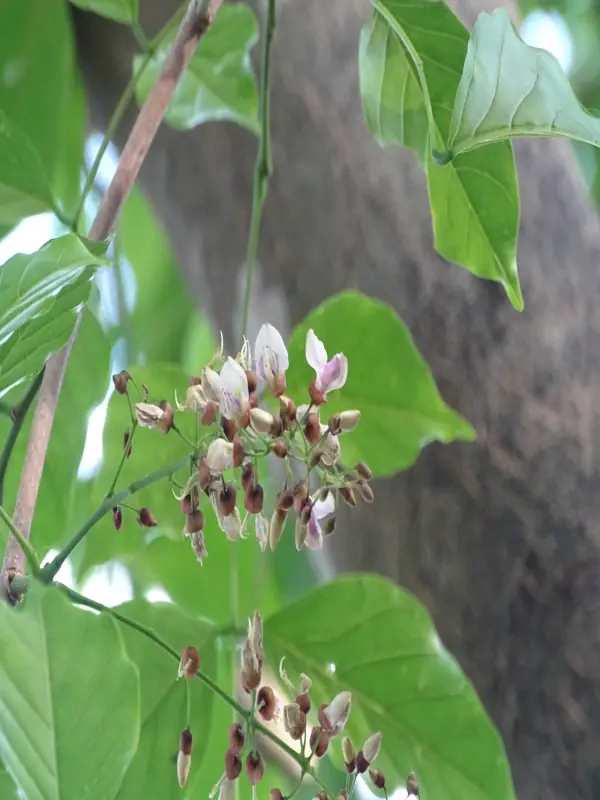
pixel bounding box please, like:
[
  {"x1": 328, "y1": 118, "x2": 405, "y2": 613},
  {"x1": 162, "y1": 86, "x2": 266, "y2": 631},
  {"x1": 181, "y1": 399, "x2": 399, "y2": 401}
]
[{"x1": 76, "y1": 1, "x2": 600, "y2": 797}]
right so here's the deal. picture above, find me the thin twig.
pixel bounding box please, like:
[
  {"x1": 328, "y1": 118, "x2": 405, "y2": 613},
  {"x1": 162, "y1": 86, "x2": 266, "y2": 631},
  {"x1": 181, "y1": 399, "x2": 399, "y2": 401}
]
[
  {"x1": 0, "y1": 0, "x2": 221, "y2": 603},
  {"x1": 240, "y1": 0, "x2": 276, "y2": 339},
  {"x1": 0, "y1": 505, "x2": 39, "y2": 577}
]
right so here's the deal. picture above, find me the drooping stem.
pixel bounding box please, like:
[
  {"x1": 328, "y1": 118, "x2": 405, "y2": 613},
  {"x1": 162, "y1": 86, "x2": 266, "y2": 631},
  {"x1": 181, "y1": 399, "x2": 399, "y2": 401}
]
[
  {"x1": 240, "y1": 0, "x2": 276, "y2": 339},
  {"x1": 0, "y1": 0, "x2": 222, "y2": 604}
]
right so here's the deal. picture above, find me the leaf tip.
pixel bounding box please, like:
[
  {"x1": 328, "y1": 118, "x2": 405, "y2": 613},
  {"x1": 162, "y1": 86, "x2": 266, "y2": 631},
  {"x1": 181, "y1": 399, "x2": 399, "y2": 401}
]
[{"x1": 505, "y1": 276, "x2": 524, "y2": 311}]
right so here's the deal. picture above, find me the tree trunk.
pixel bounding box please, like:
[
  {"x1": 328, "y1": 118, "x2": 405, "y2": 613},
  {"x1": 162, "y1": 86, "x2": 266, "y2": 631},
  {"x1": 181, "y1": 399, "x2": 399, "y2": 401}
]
[{"x1": 75, "y1": 1, "x2": 600, "y2": 796}]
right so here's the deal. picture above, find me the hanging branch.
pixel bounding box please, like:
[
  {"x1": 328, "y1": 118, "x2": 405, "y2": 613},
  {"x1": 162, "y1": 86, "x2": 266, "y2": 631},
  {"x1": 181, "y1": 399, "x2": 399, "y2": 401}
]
[{"x1": 0, "y1": 0, "x2": 223, "y2": 604}]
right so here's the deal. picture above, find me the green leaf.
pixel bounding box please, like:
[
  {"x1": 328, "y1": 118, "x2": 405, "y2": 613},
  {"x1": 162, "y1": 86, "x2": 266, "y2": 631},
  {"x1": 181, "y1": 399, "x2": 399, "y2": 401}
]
[
  {"x1": 264, "y1": 575, "x2": 515, "y2": 800},
  {"x1": 0, "y1": 583, "x2": 139, "y2": 800},
  {"x1": 69, "y1": 0, "x2": 138, "y2": 24},
  {"x1": 0, "y1": 235, "x2": 108, "y2": 394},
  {"x1": 0, "y1": 761, "x2": 18, "y2": 800},
  {"x1": 134, "y1": 4, "x2": 259, "y2": 134},
  {"x1": 0, "y1": 0, "x2": 85, "y2": 220},
  {"x1": 113, "y1": 600, "x2": 217, "y2": 799},
  {"x1": 285, "y1": 291, "x2": 474, "y2": 477},
  {"x1": 361, "y1": 1, "x2": 522, "y2": 309},
  {"x1": 449, "y1": 9, "x2": 600, "y2": 156}
]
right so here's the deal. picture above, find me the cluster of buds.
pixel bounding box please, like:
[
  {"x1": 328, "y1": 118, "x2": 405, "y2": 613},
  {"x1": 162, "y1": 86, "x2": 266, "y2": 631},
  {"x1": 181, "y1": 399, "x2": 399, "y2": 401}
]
[
  {"x1": 111, "y1": 323, "x2": 375, "y2": 562},
  {"x1": 343, "y1": 731, "x2": 384, "y2": 791}
]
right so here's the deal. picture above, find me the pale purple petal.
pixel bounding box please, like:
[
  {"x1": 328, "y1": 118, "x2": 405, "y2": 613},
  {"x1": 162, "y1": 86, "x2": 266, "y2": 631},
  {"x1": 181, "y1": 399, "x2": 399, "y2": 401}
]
[
  {"x1": 306, "y1": 329, "x2": 328, "y2": 373},
  {"x1": 318, "y1": 354, "x2": 348, "y2": 394},
  {"x1": 314, "y1": 491, "x2": 335, "y2": 521},
  {"x1": 255, "y1": 323, "x2": 288, "y2": 381},
  {"x1": 219, "y1": 357, "x2": 249, "y2": 418},
  {"x1": 305, "y1": 510, "x2": 324, "y2": 550}
]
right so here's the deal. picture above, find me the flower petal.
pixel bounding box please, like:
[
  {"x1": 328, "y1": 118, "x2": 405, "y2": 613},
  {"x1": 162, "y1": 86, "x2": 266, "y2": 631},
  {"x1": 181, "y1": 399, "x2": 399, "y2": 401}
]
[
  {"x1": 255, "y1": 323, "x2": 289, "y2": 381},
  {"x1": 220, "y1": 357, "x2": 249, "y2": 397},
  {"x1": 255, "y1": 512, "x2": 269, "y2": 551},
  {"x1": 319, "y1": 354, "x2": 348, "y2": 394},
  {"x1": 305, "y1": 329, "x2": 328, "y2": 373},
  {"x1": 314, "y1": 491, "x2": 335, "y2": 520},
  {"x1": 305, "y1": 510, "x2": 324, "y2": 550}
]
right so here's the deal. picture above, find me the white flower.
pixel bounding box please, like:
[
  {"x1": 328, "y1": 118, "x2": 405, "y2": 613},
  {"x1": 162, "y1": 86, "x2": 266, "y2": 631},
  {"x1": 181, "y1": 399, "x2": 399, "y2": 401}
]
[
  {"x1": 201, "y1": 366, "x2": 222, "y2": 404},
  {"x1": 206, "y1": 439, "x2": 234, "y2": 473},
  {"x1": 305, "y1": 329, "x2": 348, "y2": 396},
  {"x1": 255, "y1": 512, "x2": 269, "y2": 551},
  {"x1": 323, "y1": 691, "x2": 352, "y2": 735},
  {"x1": 319, "y1": 425, "x2": 341, "y2": 465},
  {"x1": 135, "y1": 402, "x2": 164, "y2": 428},
  {"x1": 255, "y1": 323, "x2": 288, "y2": 395},
  {"x1": 305, "y1": 491, "x2": 335, "y2": 550},
  {"x1": 219, "y1": 357, "x2": 250, "y2": 422},
  {"x1": 221, "y1": 506, "x2": 243, "y2": 541}
]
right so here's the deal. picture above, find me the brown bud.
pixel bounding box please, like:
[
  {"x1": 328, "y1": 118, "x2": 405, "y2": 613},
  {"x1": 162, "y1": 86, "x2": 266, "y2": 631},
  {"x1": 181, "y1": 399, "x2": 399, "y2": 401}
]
[
  {"x1": 340, "y1": 487, "x2": 357, "y2": 507},
  {"x1": 241, "y1": 461, "x2": 255, "y2": 491},
  {"x1": 178, "y1": 646, "x2": 200, "y2": 679},
  {"x1": 241, "y1": 639, "x2": 261, "y2": 693},
  {"x1": 356, "y1": 461, "x2": 372, "y2": 480},
  {"x1": 339, "y1": 410, "x2": 360, "y2": 432},
  {"x1": 158, "y1": 400, "x2": 174, "y2": 434},
  {"x1": 356, "y1": 751, "x2": 369, "y2": 773},
  {"x1": 228, "y1": 721, "x2": 246, "y2": 749},
  {"x1": 232, "y1": 436, "x2": 245, "y2": 468},
  {"x1": 309, "y1": 448, "x2": 324, "y2": 469},
  {"x1": 112, "y1": 507, "x2": 122, "y2": 531},
  {"x1": 185, "y1": 509, "x2": 205, "y2": 535},
  {"x1": 357, "y1": 480, "x2": 375, "y2": 504},
  {"x1": 177, "y1": 728, "x2": 193, "y2": 787},
  {"x1": 221, "y1": 416, "x2": 237, "y2": 442},
  {"x1": 279, "y1": 395, "x2": 297, "y2": 423},
  {"x1": 370, "y1": 769, "x2": 386, "y2": 790},
  {"x1": 296, "y1": 691, "x2": 310, "y2": 715},
  {"x1": 123, "y1": 429, "x2": 132, "y2": 458},
  {"x1": 337, "y1": 792, "x2": 349, "y2": 800},
  {"x1": 251, "y1": 408, "x2": 275, "y2": 434},
  {"x1": 245, "y1": 751, "x2": 264, "y2": 785},
  {"x1": 249, "y1": 393, "x2": 259, "y2": 409},
  {"x1": 181, "y1": 486, "x2": 199, "y2": 515},
  {"x1": 276, "y1": 489, "x2": 294, "y2": 511},
  {"x1": 328, "y1": 412, "x2": 342, "y2": 435},
  {"x1": 201, "y1": 400, "x2": 218, "y2": 425},
  {"x1": 257, "y1": 685, "x2": 277, "y2": 721},
  {"x1": 270, "y1": 439, "x2": 289, "y2": 459},
  {"x1": 300, "y1": 503, "x2": 312, "y2": 525},
  {"x1": 309, "y1": 380, "x2": 327, "y2": 406},
  {"x1": 309, "y1": 725, "x2": 329, "y2": 758},
  {"x1": 138, "y1": 507, "x2": 157, "y2": 527},
  {"x1": 244, "y1": 483, "x2": 264, "y2": 514},
  {"x1": 323, "y1": 516, "x2": 336, "y2": 536},
  {"x1": 316, "y1": 793, "x2": 328, "y2": 800},
  {"x1": 198, "y1": 456, "x2": 211, "y2": 490},
  {"x1": 112, "y1": 370, "x2": 131, "y2": 394},
  {"x1": 269, "y1": 416, "x2": 284, "y2": 437},
  {"x1": 292, "y1": 481, "x2": 309, "y2": 513},
  {"x1": 270, "y1": 790, "x2": 284, "y2": 800},
  {"x1": 283, "y1": 703, "x2": 307, "y2": 740},
  {"x1": 225, "y1": 747, "x2": 242, "y2": 780},
  {"x1": 305, "y1": 412, "x2": 321, "y2": 444},
  {"x1": 342, "y1": 737, "x2": 356, "y2": 772},
  {"x1": 269, "y1": 508, "x2": 287, "y2": 551},
  {"x1": 406, "y1": 771, "x2": 419, "y2": 797},
  {"x1": 245, "y1": 369, "x2": 258, "y2": 394},
  {"x1": 362, "y1": 732, "x2": 382, "y2": 766},
  {"x1": 218, "y1": 484, "x2": 237, "y2": 516}
]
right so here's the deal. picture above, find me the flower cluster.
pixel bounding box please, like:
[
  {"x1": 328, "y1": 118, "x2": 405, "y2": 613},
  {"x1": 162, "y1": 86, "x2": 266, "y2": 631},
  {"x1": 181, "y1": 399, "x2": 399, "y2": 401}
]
[{"x1": 112, "y1": 323, "x2": 375, "y2": 564}]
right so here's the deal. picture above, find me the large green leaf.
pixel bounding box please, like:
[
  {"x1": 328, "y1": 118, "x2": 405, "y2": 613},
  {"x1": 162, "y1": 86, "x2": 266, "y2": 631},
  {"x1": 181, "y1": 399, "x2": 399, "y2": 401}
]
[
  {"x1": 361, "y1": 0, "x2": 522, "y2": 309},
  {"x1": 448, "y1": 9, "x2": 600, "y2": 156},
  {"x1": 114, "y1": 600, "x2": 218, "y2": 798},
  {"x1": 0, "y1": 761, "x2": 18, "y2": 800},
  {"x1": 134, "y1": 4, "x2": 259, "y2": 133},
  {"x1": 285, "y1": 292, "x2": 474, "y2": 477},
  {"x1": 264, "y1": 575, "x2": 515, "y2": 800},
  {"x1": 0, "y1": 235, "x2": 108, "y2": 394},
  {"x1": 0, "y1": 0, "x2": 85, "y2": 220},
  {"x1": 69, "y1": 0, "x2": 138, "y2": 24},
  {"x1": 0, "y1": 583, "x2": 139, "y2": 800}
]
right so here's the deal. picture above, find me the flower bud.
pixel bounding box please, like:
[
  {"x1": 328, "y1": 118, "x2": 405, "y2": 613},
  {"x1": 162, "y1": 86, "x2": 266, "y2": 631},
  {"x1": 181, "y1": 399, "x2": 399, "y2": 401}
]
[
  {"x1": 321, "y1": 691, "x2": 351, "y2": 736},
  {"x1": 270, "y1": 440, "x2": 288, "y2": 458},
  {"x1": 251, "y1": 408, "x2": 275, "y2": 435},
  {"x1": 340, "y1": 487, "x2": 356, "y2": 506},
  {"x1": 299, "y1": 673, "x2": 312, "y2": 693},
  {"x1": 270, "y1": 790, "x2": 284, "y2": 800},
  {"x1": 268, "y1": 373, "x2": 286, "y2": 398},
  {"x1": 112, "y1": 507, "x2": 122, "y2": 531},
  {"x1": 295, "y1": 516, "x2": 308, "y2": 551},
  {"x1": 328, "y1": 413, "x2": 342, "y2": 435},
  {"x1": 198, "y1": 455, "x2": 211, "y2": 490},
  {"x1": 283, "y1": 703, "x2": 306, "y2": 740},
  {"x1": 177, "y1": 728, "x2": 193, "y2": 787},
  {"x1": 310, "y1": 725, "x2": 329, "y2": 757},
  {"x1": 245, "y1": 369, "x2": 258, "y2": 394},
  {"x1": 112, "y1": 370, "x2": 132, "y2": 395},
  {"x1": 279, "y1": 395, "x2": 297, "y2": 423},
  {"x1": 269, "y1": 416, "x2": 284, "y2": 437},
  {"x1": 321, "y1": 432, "x2": 341, "y2": 465},
  {"x1": 245, "y1": 751, "x2": 264, "y2": 785},
  {"x1": 190, "y1": 530, "x2": 207, "y2": 563},
  {"x1": 338, "y1": 792, "x2": 349, "y2": 800},
  {"x1": 218, "y1": 483, "x2": 237, "y2": 516},
  {"x1": 269, "y1": 508, "x2": 287, "y2": 551},
  {"x1": 355, "y1": 461, "x2": 372, "y2": 480},
  {"x1": 292, "y1": 481, "x2": 309, "y2": 513},
  {"x1": 157, "y1": 400, "x2": 174, "y2": 434},
  {"x1": 249, "y1": 610, "x2": 263, "y2": 662},
  {"x1": 225, "y1": 747, "x2": 242, "y2": 780},
  {"x1": 296, "y1": 691, "x2": 310, "y2": 714},
  {"x1": 123, "y1": 429, "x2": 132, "y2": 457},
  {"x1": 138, "y1": 507, "x2": 157, "y2": 527},
  {"x1": 323, "y1": 516, "x2": 336, "y2": 536},
  {"x1": 249, "y1": 393, "x2": 259, "y2": 410},
  {"x1": 244, "y1": 483, "x2": 264, "y2": 514},
  {"x1": 186, "y1": 383, "x2": 208, "y2": 414},
  {"x1": 357, "y1": 480, "x2": 375, "y2": 504},
  {"x1": 185, "y1": 509, "x2": 205, "y2": 535},
  {"x1": 359, "y1": 731, "x2": 381, "y2": 770},
  {"x1": 339, "y1": 410, "x2": 360, "y2": 432},
  {"x1": 202, "y1": 366, "x2": 222, "y2": 404},
  {"x1": 316, "y1": 793, "x2": 328, "y2": 800},
  {"x1": 222, "y1": 507, "x2": 243, "y2": 541},
  {"x1": 233, "y1": 436, "x2": 245, "y2": 468},
  {"x1": 178, "y1": 646, "x2": 200, "y2": 679},
  {"x1": 406, "y1": 771, "x2": 419, "y2": 797},
  {"x1": 241, "y1": 461, "x2": 254, "y2": 491},
  {"x1": 300, "y1": 503, "x2": 312, "y2": 525},
  {"x1": 241, "y1": 639, "x2": 261, "y2": 692},
  {"x1": 181, "y1": 486, "x2": 199, "y2": 515},
  {"x1": 255, "y1": 512, "x2": 269, "y2": 551},
  {"x1": 342, "y1": 737, "x2": 356, "y2": 772},
  {"x1": 221, "y1": 416, "x2": 237, "y2": 442},
  {"x1": 257, "y1": 685, "x2": 277, "y2": 721},
  {"x1": 228, "y1": 722, "x2": 245, "y2": 749},
  {"x1": 370, "y1": 769, "x2": 386, "y2": 790},
  {"x1": 305, "y1": 412, "x2": 321, "y2": 444},
  {"x1": 309, "y1": 380, "x2": 327, "y2": 406},
  {"x1": 277, "y1": 489, "x2": 294, "y2": 511},
  {"x1": 135, "y1": 402, "x2": 164, "y2": 429},
  {"x1": 202, "y1": 400, "x2": 218, "y2": 425},
  {"x1": 309, "y1": 449, "x2": 324, "y2": 469},
  {"x1": 207, "y1": 439, "x2": 234, "y2": 473}
]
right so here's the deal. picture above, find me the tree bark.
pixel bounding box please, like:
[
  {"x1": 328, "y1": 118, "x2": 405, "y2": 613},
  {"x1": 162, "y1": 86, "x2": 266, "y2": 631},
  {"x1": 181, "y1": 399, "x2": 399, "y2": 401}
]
[{"x1": 75, "y1": 1, "x2": 600, "y2": 796}]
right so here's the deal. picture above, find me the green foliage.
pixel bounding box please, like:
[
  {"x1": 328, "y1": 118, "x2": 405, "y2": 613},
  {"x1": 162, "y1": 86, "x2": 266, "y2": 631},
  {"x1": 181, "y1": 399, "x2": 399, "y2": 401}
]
[
  {"x1": 113, "y1": 601, "x2": 217, "y2": 799},
  {"x1": 0, "y1": 0, "x2": 84, "y2": 221},
  {"x1": 265, "y1": 574, "x2": 515, "y2": 800},
  {"x1": 134, "y1": 4, "x2": 259, "y2": 134},
  {"x1": 69, "y1": 0, "x2": 138, "y2": 24},
  {"x1": 449, "y1": 10, "x2": 600, "y2": 155},
  {"x1": 360, "y1": 0, "x2": 522, "y2": 310},
  {"x1": 0, "y1": 583, "x2": 139, "y2": 800},
  {"x1": 285, "y1": 291, "x2": 474, "y2": 477}
]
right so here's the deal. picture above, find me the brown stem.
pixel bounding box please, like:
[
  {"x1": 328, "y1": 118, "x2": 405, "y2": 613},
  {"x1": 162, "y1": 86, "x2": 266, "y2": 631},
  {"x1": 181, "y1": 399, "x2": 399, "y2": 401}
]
[{"x1": 0, "y1": 0, "x2": 221, "y2": 604}]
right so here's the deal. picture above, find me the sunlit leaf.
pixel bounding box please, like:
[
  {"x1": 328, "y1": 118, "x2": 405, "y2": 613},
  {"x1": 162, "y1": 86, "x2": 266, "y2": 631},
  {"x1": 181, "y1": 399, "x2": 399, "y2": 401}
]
[
  {"x1": 0, "y1": 583, "x2": 139, "y2": 800},
  {"x1": 285, "y1": 292, "x2": 474, "y2": 477},
  {"x1": 134, "y1": 4, "x2": 259, "y2": 133},
  {"x1": 69, "y1": 0, "x2": 138, "y2": 24},
  {"x1": 265, "y1": 575, "x2": 515, "y2": 800}
]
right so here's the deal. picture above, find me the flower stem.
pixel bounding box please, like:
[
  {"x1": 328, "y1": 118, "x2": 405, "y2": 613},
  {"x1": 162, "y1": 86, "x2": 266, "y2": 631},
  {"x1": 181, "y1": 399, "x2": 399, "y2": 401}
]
[
  {"x1": 240, "y1": 0, "x2": 276, "y2": 340},
  {"x1": 40, "y1": 452, "x2": 194, "y2": 582},
  {"x1": 106, "y1": 421, "x2": 138, "y2": 498},
  {"x1": 0, "y1": 505, "x2": 40, "y2": 578}
]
